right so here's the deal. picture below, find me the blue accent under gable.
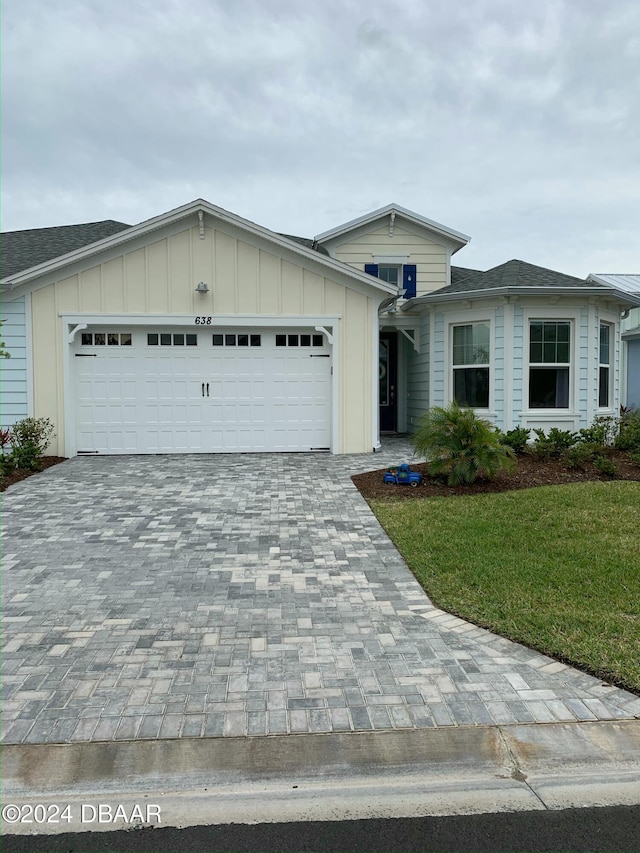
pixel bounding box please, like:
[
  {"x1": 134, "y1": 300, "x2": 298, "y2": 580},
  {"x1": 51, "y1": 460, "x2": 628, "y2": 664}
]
[
  {"x1": 0, "y1": 296, "x2": 29, "y2": 427},
  {"x1": 402, "y1": 264, "x2": 416, "y2": 299}
]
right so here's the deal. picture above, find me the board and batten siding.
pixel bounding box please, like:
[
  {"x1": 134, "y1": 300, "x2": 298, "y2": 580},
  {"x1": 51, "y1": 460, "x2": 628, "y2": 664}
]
[
  {"x1": 328, "y1": 223, "x2": 448, "y2": 296},
  {"x1": 29, "y1": 222, "x2": 377, "y2": 456},
  {"x1": 0, "y1": 296, "x2": 29, "y2": 428}
]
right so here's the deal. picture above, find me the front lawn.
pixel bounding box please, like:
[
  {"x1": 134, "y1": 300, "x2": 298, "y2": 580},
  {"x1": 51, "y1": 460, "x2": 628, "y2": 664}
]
[{"x1": 370, "y1": 481, "x2": 640, "y2": 693}]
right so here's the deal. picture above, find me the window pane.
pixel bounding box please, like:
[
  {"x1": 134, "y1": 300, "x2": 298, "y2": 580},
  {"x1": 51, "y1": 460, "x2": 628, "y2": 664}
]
[
  {"x1": 288, "y1": 334, "x2": 299, "y2": 346},
  {"x1": 530, "y1": 323, "x2": 543, "y2": 342},
  {"x1": 556, "y1": 342, "x2": 570, "y2": 363},
  {"x1": 186, "y1": 334, "x2": 197, "y2": 346},
  {"x1": 94, "y1": 333, "x2": 105, "y2": 345},
  {"x1": 108, "y1": 333, "x2": 119, "y2": 345},
  {"x1": 530, "y1": 342, "x2": 543, "y2": 363},
  {"x1": 160, "y1": 333, "x2": 172, "y2": 346},
  {"x1": 212, "y1": 334, "x2": 223, "y2": 346},
  {"x1": 173, "y1": 334, "x2": 184, "y2": 345},
  {"x1": 529, "y1": 367, "x2": 569, "y2": 408},
  {"x1": 301, "y1": 334, "x2": 311, "y2": 346},
  {"x1": 147, "y1": 333, "x2": 158, "y2": 346},
  {"x1": 453, "y1": 323, "x2": 489, "y2": 365},
  {"x1": 543, "y1": 342, "x2": 556, "y2": 362},
  {"x1": 237, "y1": 334, "x2": 249, "y2": 346},
  {"x1": 600, "y1": 324, "x2": 610, "y2": 365},
  {"x1": 81, "y1": 333, "x2": 93, "y2": 345},
  {"x1": 543, "y1": 324, "x2": 557, "y2": 342},
  {"x1": 530, "y1": 322, "x2": 571, "y2": 363},
  {"x1": 453, "y1": 367, "x2": 489, "y2": 408},
  {"x1": 312, "y1": 334, "x2": 323, "y2": 346},
  {"x1": 250, "y1": 334, "x2": 261, "y2": 346},
  {"x1": 276, "y1": 335, "x2": 286, "y2": 347},
  {"x1": 225, "y1": 334, "x2": 236, "y2": 346},
  {"x1": 378, "y1": 266, "x2": 399, "y2": 286},
  {"x1": 120, "y1": 333, "x2": 132, "y2": 346},
  {"x1": 557, "y1": 323, "x2": 570, "y2": 342},
  {"x1": 599, "y1": 366, "x2": 610, "y2": 407}
]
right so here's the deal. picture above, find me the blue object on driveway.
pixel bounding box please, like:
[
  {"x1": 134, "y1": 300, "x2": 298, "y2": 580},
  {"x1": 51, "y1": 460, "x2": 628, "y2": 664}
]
[{"x1": 383, "y1": 463, "x2": 423, "y2": 487}]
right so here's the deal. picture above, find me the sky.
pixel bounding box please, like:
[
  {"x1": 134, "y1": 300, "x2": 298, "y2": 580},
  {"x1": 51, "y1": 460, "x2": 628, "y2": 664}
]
[{"x1": 3, "y1": 0, "x2": 639, "y2": 277}]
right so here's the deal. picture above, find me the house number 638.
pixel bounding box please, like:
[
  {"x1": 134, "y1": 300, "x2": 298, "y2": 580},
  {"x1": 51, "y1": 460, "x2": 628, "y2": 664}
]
[{"x1": 194, "y1": 317, "x2": 212, "y2": 325}]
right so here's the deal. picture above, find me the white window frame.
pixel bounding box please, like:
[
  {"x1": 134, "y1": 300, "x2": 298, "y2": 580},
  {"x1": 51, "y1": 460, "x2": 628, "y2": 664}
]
[
  {"x1": 598, "y1": 321, "x2": 613, "y2": 410},
  {"x1": 445, "y1": 310, "x2": 494, "y2": 413},
  {"x1": 524, "y1": 311, "x2": 577, "y2": 414}
]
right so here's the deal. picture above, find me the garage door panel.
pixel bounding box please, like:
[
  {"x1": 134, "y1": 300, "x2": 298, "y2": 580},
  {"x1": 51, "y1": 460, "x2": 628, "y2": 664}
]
[{"x1": 74, "y1": 328, "x2": 331, "y2": 454}]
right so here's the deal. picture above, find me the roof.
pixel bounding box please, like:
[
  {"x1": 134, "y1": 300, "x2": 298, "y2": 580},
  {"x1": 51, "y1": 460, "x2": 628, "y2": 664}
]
[
  {"x1": 588, "y1": 273, "x2": 640, "y2": 294},
  {"x1": 0, "y1": 199, "x2": 396, "y2": 297},
  {"x1": 314, "y1": 203, "x2": 471, "y2": 251},
  {"x1": 450, "y1": 265, "x2": 483, "y2": 286},
  {"x1": 277, "y1": 234, "x2": 330, "y2": 256},
  {"x1": 433, "y1": 259, "x2": 589, "y2": 295},
  {"x1": 1, "y1": 220, "x2": 131, "y2": 279}
]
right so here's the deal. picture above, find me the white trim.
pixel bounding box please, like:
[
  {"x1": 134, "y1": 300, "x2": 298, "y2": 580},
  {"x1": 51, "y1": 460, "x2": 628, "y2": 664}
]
[
  {"x1": 503, "y1": 301, "x2": 514, "y2": 430},
  {"x1": 371, "y1": 306, "x2": 381, "y2": 451},
  {"x1": 373, "y1": 255, "x2": 410, "y2": 264},
  {"x1": 314, "y1": 203, "x2": 471, "y2": 248},
  {"x1": 58, "y1": 312, "x2": 341, "y2": 328},
  {"x1": 25, "y1": 293, "x2": 34, "y2": 417},
  {"x1": 429, "y1": 309, "x2": 436, "y2": 408},
  {"x1": 597, "y1": 319, "x2": 615, "y2": 412}
]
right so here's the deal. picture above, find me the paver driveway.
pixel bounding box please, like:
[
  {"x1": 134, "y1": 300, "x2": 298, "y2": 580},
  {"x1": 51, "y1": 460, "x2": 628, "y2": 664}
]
[{"x1": 3, "y1": 440, "x2": 639, "y2": 744}]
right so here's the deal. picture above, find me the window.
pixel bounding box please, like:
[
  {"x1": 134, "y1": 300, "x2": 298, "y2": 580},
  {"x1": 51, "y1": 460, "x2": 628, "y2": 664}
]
[
  {"x1": 81, "y1": 332, "x2": 131, "y2": 346},
  {"x1": 147, "y1": 333, "x2": 197, "y2": 346},
  {"x1": 452, "y1": 323, "x2": 490, "y2": 408},
  {"x1": 364, "y1": 263, "x2": 417, "y2": 298},
  {"x1": 529, "y1": 321, "x2": 570, "y2": 408},
  {"x1": 276, "y1": 334, "x2": 324, "y2": 347},
  {"x1": 212, "y1": 334, "x2": 261, "y2": 346},
  {"x1": 599, "y1": 323, "x2": 611, "y2": 408}
]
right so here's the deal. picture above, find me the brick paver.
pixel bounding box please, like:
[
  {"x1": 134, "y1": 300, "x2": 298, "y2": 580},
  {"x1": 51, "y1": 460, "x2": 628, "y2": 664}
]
[{"x1": 2, "y1": 438, "x2": 639, "y2": 744}]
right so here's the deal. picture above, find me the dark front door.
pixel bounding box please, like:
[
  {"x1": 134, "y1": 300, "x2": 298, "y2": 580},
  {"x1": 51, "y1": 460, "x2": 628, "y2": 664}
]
[{"x1": 379, "y1": 332, "x2": 397, "y2": 432}]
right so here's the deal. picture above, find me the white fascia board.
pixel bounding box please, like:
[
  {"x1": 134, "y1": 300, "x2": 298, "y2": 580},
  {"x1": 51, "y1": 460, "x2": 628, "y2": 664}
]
[
  {"x1": 1, "y1": 198, "x2": 396, "y2": 298},
  {"x1": 401, "y1": 286, "x2": 640, "y2": 309},
  {"x1": 314, "y1": 203, "x2": 471, "y2": 249}
]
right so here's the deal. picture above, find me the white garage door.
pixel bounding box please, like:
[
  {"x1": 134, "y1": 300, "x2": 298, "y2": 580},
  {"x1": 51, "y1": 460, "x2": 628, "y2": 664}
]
[{"x1": 74, "y1": 328, "x2": 332, "y2": 453}]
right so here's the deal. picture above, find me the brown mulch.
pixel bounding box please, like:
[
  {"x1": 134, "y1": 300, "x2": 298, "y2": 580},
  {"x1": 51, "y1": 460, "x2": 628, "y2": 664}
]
[
  {"x1": 1, "y1": 456, "x2": 67, "y2": 492},
  {"x1": 352, "y1": 450, "x2": 640, "y2": 501}
]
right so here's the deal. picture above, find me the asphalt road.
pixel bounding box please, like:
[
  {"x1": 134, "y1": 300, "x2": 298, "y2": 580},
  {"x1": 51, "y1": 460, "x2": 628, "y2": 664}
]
[{"x1": 4, "y1": 805, "x2": 640, "y2": 853}]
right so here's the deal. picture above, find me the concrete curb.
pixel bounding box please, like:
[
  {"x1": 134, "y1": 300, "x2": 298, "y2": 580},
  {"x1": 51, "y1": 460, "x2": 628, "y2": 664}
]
[{"x1": 2, "y1": 720, "x2": 640, "y2": 834}]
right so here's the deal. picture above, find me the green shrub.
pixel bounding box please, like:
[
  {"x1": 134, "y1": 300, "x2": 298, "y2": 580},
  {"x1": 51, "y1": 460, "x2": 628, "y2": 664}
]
[
  {"x1": 615, "y1": 409, "x2": 640, "y2": 452},
  {"x1": 529, "y1": 427, "x2": 578, "y2": 459},
  {"x1": 413, "y1": 402, "x2": 515, "y2": 486},
  {"x1": 10, "y1": 417, "x2": 55, "y2": 456},
  {"x1": 563, "y1": 442, "x2": 599, "y2": 470},
  {"x1": 629, "y1": 450, "x2": 640, "y2": 467},
  {"x1": 499, "y1": 426, "x2": 531, "y2": 455},
  {"x1": 593, "y1": 454, "x2": 618, "y2": 477},
  {"x1": 0, "y1": 453, "x2": 16, "y2": 476},
  {"x1": 578, "y1": 416, "x2": 617, "y2": 447},
  {"x1": 10, "y1": 441, "x2": 42, "y2": 471}
]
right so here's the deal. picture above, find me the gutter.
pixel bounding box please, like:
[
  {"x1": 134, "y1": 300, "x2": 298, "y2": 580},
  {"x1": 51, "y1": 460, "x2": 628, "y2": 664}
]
[{"x1": 400, "y1": 286, "x2": 640, "y2": 310}]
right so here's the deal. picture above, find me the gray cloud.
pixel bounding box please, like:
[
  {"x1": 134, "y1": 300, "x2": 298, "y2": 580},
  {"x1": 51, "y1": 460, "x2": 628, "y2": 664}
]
[{"x1": 3, "y1": 0, "x2": 639, "y2": 275}]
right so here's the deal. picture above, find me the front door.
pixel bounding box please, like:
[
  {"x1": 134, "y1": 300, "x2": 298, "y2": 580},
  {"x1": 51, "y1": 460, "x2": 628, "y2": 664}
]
[{"x1": 379, "y1": 332, "x2": 397, "y2": 432}]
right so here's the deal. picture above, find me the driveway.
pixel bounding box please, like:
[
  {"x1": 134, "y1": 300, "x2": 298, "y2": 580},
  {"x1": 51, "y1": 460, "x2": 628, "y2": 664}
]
[{"x1": 2, "y1": 440, "x2": 639, "y2": 744}]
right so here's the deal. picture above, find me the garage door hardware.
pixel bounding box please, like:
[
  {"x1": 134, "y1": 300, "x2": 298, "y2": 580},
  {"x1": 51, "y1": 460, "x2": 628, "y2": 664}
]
[
  {"x1": 75, "y1": 353, "x2": 97, "y2": 357},
  {"x1": 309, "y1": 354, "x2": 331, "y2": 357},
  {"x1": 201, "y1": 382, "x2": 210, "y2": 397}
]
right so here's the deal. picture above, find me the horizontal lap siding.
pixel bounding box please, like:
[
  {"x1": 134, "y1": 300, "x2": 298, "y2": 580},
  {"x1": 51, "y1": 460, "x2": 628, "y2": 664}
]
[
  {"x1": 333, "y1": 225, "x2": 447, "y2": 295},
  {"x1": 0, "y1": 296, "x2": 29, "y2": 427},
  {"x1": 493, "y1": 307, "x2": 505, "y2": 428},
  {"x1": 30, "y1": 223, "x2": 374, "y2": 456},
  {"x1": 406, "y1": 315, "x2": 430, "y2": 431}
]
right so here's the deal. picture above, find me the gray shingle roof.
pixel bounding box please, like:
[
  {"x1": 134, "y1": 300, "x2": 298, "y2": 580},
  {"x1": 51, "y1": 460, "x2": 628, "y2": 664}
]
[
  {"x1": 0, "y1": 220, "x2": 332, "y2": 282},
  {"x1": 450, "y1": 265, "x2": 483, "y2": 285},
  {"x1": 1, "y1": 221, "x2": 132, "y2": 279},
  {"x1": 433, "y1": 259, "x2": 594, "y2": 295}
]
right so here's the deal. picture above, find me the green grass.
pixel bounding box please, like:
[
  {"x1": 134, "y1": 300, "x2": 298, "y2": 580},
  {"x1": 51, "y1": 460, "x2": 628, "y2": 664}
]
[{"x1": 371, "y1": 481, "x2": 640, "y2": 692}]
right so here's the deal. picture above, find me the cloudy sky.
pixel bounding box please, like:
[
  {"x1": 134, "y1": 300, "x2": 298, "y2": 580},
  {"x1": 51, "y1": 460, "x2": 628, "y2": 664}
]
[{"x1": 3, "y1": 0, "x2": 639, "y2": 276}]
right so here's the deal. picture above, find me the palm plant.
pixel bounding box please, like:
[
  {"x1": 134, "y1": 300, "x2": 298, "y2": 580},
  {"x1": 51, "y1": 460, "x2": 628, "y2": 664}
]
[{"x1": 413, "y1": 402, "x2": 515, "y2": 485}]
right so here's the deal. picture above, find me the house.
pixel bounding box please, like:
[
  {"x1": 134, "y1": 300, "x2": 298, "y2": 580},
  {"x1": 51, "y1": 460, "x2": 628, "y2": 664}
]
[{"x1": 1, "y1": 199, "x2": 638, "y2": 457}]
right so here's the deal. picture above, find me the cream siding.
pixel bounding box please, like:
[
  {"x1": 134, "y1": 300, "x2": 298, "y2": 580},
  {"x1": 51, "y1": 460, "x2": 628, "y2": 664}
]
[
  {"x1": 29, "y1": 221, "x2": 378, "y2": 456},
  {"x1": 326, "y1": 223, "x2": 448, "y2": 296}
]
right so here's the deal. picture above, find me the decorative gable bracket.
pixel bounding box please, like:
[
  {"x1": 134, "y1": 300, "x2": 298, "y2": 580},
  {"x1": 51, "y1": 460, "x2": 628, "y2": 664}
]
[{"x1": 399, "y1": 327, "x2": 419, "y2": 354}]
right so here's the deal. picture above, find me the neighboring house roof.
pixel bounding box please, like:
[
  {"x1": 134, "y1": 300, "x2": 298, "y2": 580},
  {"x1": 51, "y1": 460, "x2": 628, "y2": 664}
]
[
  {"x1": 314, "y1": 203, "x2": 471, "y2": 251},
  {"x1": 588, "y1": 273, "x2": 640, "y2": 294},
  {"x1": 450, "y1": 265, "x2": 483, "y2": 285},
  {"x1": 1, "y1": 199, "x2": 396, "y2": 297},
  {"x1": 1, "y1": 220, "x2": 131, "y2": 279}
]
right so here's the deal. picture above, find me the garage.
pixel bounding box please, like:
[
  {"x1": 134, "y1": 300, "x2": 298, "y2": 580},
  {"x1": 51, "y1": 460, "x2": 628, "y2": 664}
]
[{"x1": 74, "y1": 326, "x2": 332, "y2": 454}]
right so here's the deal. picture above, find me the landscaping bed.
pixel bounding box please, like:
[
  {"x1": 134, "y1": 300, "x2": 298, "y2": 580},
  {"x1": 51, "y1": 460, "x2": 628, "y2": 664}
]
[
  {"x1": 1, "y1": 456, "x2": 66, "y2": 492},
  {"x1": 352, "y1": 450, "x2": 640, "y2": 501}
]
